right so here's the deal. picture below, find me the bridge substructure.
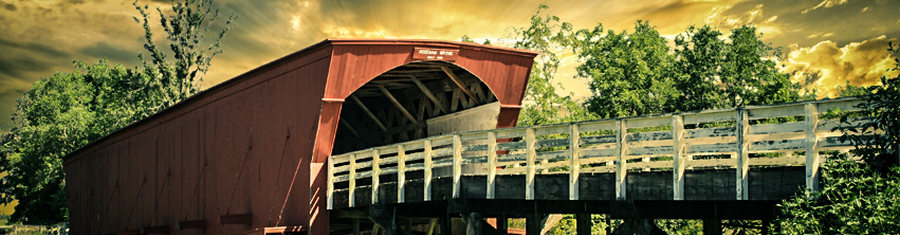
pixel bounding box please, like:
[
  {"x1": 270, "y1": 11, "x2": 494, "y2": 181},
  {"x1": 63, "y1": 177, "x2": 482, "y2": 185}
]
[{"x1": 328, "y1": 97, "x2": 871, "y2": 234}]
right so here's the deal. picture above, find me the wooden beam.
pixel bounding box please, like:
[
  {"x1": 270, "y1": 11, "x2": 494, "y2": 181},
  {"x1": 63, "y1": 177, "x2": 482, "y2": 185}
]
[
  {"x1": 672, "y1": 115, "x2": 686, "y2": 200},
  {"x1": 220, "y1": 214, "x2": 252, "y2": 225},
  {"x1": 486, "y1": 131, "x2": 498, "y2": 199},
  {"x1": 397, "y1": 145, "x2": 407, "y2": 203},
  {"x1": 141, "y1": 226, "x2": 169, "y2": 234},
  {"x1": 371, "y1": 149, "x2": 382, "y2": 204},
  {"x1": 377, "y1": 85, "x2": 418, "y2": 125},
  {"x1": 736, "y1": 109, "x2": 750, "y2": 200},
  {"x1": 570, "y1": 124, "x2": 581, "y2": 200},
  {"x1": 349, "y1": 95, "x2": 387, "y2": 131},
  {"x1": 616, "y1": 120, "x2": 627, "y2": 200},
  {"x1": 526, "y1": 128, "x2": 536, "y2": 200},
  {"x1": 409, "y1": 76, "x2": 449, "y2": 114},
  {"x1": 440, "y1": 66, "x2": 480, "y2": 103},
  {"x1": 340, "y1": 119, "x2": 360, "y2": 137},
  {"x1": 349, "y1": 154, "x2": 357, "y2": 207},
  {"x1": 423, "y1": 139, "x2": 434, "y2": 201},
  {"x1": 177, "y1": 220, "x2": 208, "y2": 230},
  {"x1": 805, "y1": 103, "x2": 820, "y2": 192},
  {"x1": 452, "y1": 134, "x2": 462, "y2": 198}
]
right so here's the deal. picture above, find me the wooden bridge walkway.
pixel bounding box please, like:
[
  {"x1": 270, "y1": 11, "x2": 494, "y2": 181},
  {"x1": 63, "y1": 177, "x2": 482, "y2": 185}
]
[{"x1": 326, "y1": 97, "x2": 871, "y2": 234}]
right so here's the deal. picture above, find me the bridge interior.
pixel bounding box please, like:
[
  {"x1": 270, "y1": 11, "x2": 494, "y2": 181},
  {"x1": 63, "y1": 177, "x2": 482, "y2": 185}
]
[
  {"x1": 328, "y1": 95, "x2": 868, "y2": 234},
  {"x1": 333, "y1": 61, "x2": 499, "y2": 155}
]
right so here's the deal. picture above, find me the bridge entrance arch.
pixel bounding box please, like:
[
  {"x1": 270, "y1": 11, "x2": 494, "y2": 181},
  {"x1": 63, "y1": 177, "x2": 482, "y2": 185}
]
[{"x1": 333, "y1": 61, "x2": 501, "y2": 154}]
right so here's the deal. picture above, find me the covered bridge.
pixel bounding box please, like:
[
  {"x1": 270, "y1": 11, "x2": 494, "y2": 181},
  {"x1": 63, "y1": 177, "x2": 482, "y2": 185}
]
[{"x1": 63, "y1": 39, "x2": 538, "y2": 234}]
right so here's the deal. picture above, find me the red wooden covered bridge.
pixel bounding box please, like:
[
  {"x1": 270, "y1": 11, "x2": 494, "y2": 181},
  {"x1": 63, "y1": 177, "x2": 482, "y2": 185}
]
[
  {"x1": 65, "y1": 38, "x2": 871, "y2": 235},
  {"x1": 63, "y1": 39, "x2": 538, "y2": 234}
]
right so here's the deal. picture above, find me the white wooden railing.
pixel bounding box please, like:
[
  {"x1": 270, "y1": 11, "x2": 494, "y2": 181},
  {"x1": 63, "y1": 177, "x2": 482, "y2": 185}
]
[{"x1": 327, "y1": 97, "x2": 872, "y2": 209}]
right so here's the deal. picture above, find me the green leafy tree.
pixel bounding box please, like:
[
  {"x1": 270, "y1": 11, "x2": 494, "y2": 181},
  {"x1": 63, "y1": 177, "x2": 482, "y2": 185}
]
[
  {"x1": 0, "y1": 0, "x2": 235, "y2": 224},
  {"x1": 0, "y1": 61, "x2": 147, "y2": 224},
  {"x1": 775, "y1": 42, "x2": 900, "y2": 234},
  {"x1": 510, "y1": 4, "x2": 594, "y2": 126},
  {"x1": 571, "y1": 21, "x2": 678, "y2": 118}
]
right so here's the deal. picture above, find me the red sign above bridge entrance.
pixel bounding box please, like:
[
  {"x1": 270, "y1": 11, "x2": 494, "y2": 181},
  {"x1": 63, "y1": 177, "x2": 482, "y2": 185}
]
[{"x1": 412, "y1": 47, "x2": 459, "y2": 61}]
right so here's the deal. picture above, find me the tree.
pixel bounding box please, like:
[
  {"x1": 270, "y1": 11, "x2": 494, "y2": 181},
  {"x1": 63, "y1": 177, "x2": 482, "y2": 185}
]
[
  {"x1": 0, "y1": 61, "x2": 147, "y2": 224},
  {"x1": 571, "y1": 21, "x2": 679, "y2": 118},
  {"x1": 572, "y1": 23, "x2": 801, "y2": 119},
  {"x1": 775, "y1": 42, "x2": 900, "y2": 234},
  {"x1": 510, "y1": 4, "x2": 594, "y2": 126},
  {"x1": 133, "y1": 0, "x2": 236, "y2": 115},
  {"x1": 0, "y1": 0, "x2": 235, "y2": 224}
]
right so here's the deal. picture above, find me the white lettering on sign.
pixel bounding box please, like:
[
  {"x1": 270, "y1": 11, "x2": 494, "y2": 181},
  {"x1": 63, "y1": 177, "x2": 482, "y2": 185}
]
[{"x1": 413, "y1": 47, "x2": 459, "y2": 61}]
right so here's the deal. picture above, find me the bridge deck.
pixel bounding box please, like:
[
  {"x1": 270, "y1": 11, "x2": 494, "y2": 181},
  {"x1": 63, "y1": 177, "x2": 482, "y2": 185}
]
[{"x1": 328, "y1": 97, "x2": 870, "y2": 218}]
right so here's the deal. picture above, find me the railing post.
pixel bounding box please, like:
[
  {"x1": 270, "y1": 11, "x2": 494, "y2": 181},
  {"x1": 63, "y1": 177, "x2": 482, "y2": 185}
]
[
  {"x1": 805, "y1": 103, "x2": 820, "y2": 192},
  {"x1": 486, "y1": 131, "x2": 498, "y2": 199},
  {"x1": 615, "y1": 120, "x2": 627, "y2": 200},
  {"x1": 569, "y1": 124, "x2": 581, "y2": 200},
  {"x1": 424, "y1": 139, "x2": 433, "y2": 201},
  {"x1": 736, "y1": 108, "x2": 750, "y2": 200},
  {"x1": 327, "y1": 156, "x2": 335, "y2": 209},
  {"x1": 672, "y1": 115, "x2": 685, "y2": 200},
  {"x1": 397, "y1": 145, "x2": 407, "y2": 203},
  {"x1": 526, "y1": 128, "x2": 536, "y2": 200},
  {"x1": 349, "y1": 154, "x2": 357, "y2": 207},
  {"x1": 452, "y1": 134, "x2": 462, "y2": 198},
  {"x1": 371, "y1": 149, "x2": 381, "y2": 204}
]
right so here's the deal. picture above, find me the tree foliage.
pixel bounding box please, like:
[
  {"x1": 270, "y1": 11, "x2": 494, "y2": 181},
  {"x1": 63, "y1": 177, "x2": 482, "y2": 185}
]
[
  {"x1": 571, "y1": 23, "x2": 801, "y2": 118},
  {"x1": 775, "y1": 42, "x2": 900, "y2": 234},
  {"x1": 510, "y1": 4, "x2": 595, "y2": 126},
  {"x1": 0, "y1": 0, "x2": 235, "y2": 224}
]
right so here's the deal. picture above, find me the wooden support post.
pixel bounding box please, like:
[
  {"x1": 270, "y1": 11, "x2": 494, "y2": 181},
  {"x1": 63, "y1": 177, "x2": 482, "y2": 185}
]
[
  {"x1": 352, "y1": 218, "x2": 360, "y2": 235},
  {"x1": 497, "y1": 214, "x2": 508, "y2": 234},
  {"x1": 466, "y1": 213, "x2": 483, "y2": 235},
  {"x1": 452, "y1": 134, "x2": 463, "y2": 198},
  {"x1": 703, "y1": 219, "x2": 722, "y2": 235},
  {"x1": 526, "y1": 213, "x2": 542, "y2": 235},
  {"x1": 526, "y1": 128, "x2": 537, "y2": 200},
  {"x1": 350, "y1": 95, "x2": 387, "y2": 131},
  {"x1": 371, "y1": 149, "x2": 381, "y2": 204},
  {"x1": 672, "y1": 115, "x2": 685, "y2": 200},
  {"x1": 327, "y1": 156, "x2": 335, "y2": 210},
  {"x1": 616, "y1": 120, "x2": 628, "y2": 200},
  {"x1": 440, "y1": 66, "x2": 480, "y2": 103},
  {"x1": 377, "y1": 85, "x2": 418, "y2": 125},
  {"x1": 486, "y1": 131, "x2": 498, "y2": 199},
  {"x1": 424, "y1": 139, "x2": 434, "y2": 201},
  {"x1": 410, "y1": 75, "x2": 449, "y2": 113},
  {"x1": 576, "y1": 214, "x2": 591, "y2": 235},
  {"x1": 570, "y1": 124, "x2": 581, "y2": 200},
  {"x1": 397, "y1": 145, "x2": 407, "y2": 203},
  {"x1": 805, "y1": 103, "x2": 820, "y2": 192},
  {"x1": 736, "y1": 109, "x2": 750, "y2": 200},
  {"x1": 349, "y1": 154, "x2": 357, "y2": 207},
  {"x1": 426, "y1": 218, "x2": 439, "y2": 235},
  {"x1": 440, "y1": 214, "x2": 452, "y2": 235}
]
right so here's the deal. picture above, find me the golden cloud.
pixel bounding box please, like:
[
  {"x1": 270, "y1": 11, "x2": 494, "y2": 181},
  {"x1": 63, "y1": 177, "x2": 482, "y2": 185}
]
[{"x1": 781, "y1": 35, "x2": 898, "y2": 97}]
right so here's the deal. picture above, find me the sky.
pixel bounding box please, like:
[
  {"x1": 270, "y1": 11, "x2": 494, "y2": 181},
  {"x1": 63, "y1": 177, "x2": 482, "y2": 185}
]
[{"x1": 0, "y1": 0, "x2": 898, "y2": 134}]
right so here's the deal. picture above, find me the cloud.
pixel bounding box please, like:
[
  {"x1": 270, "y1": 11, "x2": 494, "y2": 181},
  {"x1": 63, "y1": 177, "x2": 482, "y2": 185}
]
[
  {"x1": 704, "y1": 3, "x2": 783, "y2": 38},
  {"x1": 2, "y1": 2, "x2": 15, "y2": 11},
  {"x1": 802, "y1": 0, "x2": 849, "y2": 14},
  {"x1": 781, "y1": 35, "x2": 898, "y2": 97}
]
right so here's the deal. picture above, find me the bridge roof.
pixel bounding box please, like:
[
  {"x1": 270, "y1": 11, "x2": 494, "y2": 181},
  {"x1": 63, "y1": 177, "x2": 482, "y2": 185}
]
[{"x1": 64, "y1": 38, "x2": 538, "y2": 164}]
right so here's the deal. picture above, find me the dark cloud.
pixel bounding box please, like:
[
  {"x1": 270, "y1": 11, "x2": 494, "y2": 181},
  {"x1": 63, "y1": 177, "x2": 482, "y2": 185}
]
[
  {"x1": 0, "y1": 37, "x2": 70, "y2": 58},
  {"x1": 79, "y1": 42, "x2": 139, "y2": 66},
  {"x1": 3, "y1": 2, "x2": 15, "y2": 11}
]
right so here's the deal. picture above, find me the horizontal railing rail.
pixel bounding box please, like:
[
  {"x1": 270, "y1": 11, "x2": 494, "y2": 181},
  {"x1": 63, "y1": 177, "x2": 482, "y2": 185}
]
[{"x1": 327, "y1": 97, "x2": 875, "y2": 209}]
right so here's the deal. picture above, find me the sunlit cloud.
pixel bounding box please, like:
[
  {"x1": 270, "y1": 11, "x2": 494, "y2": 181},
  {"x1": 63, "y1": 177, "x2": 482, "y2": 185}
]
[
  {"x1": 801, "y1": 0, "x2": 849, "y2": 14},
  {"x1": 781, "y1": 36, "x2": 898, "y2": 97}
]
